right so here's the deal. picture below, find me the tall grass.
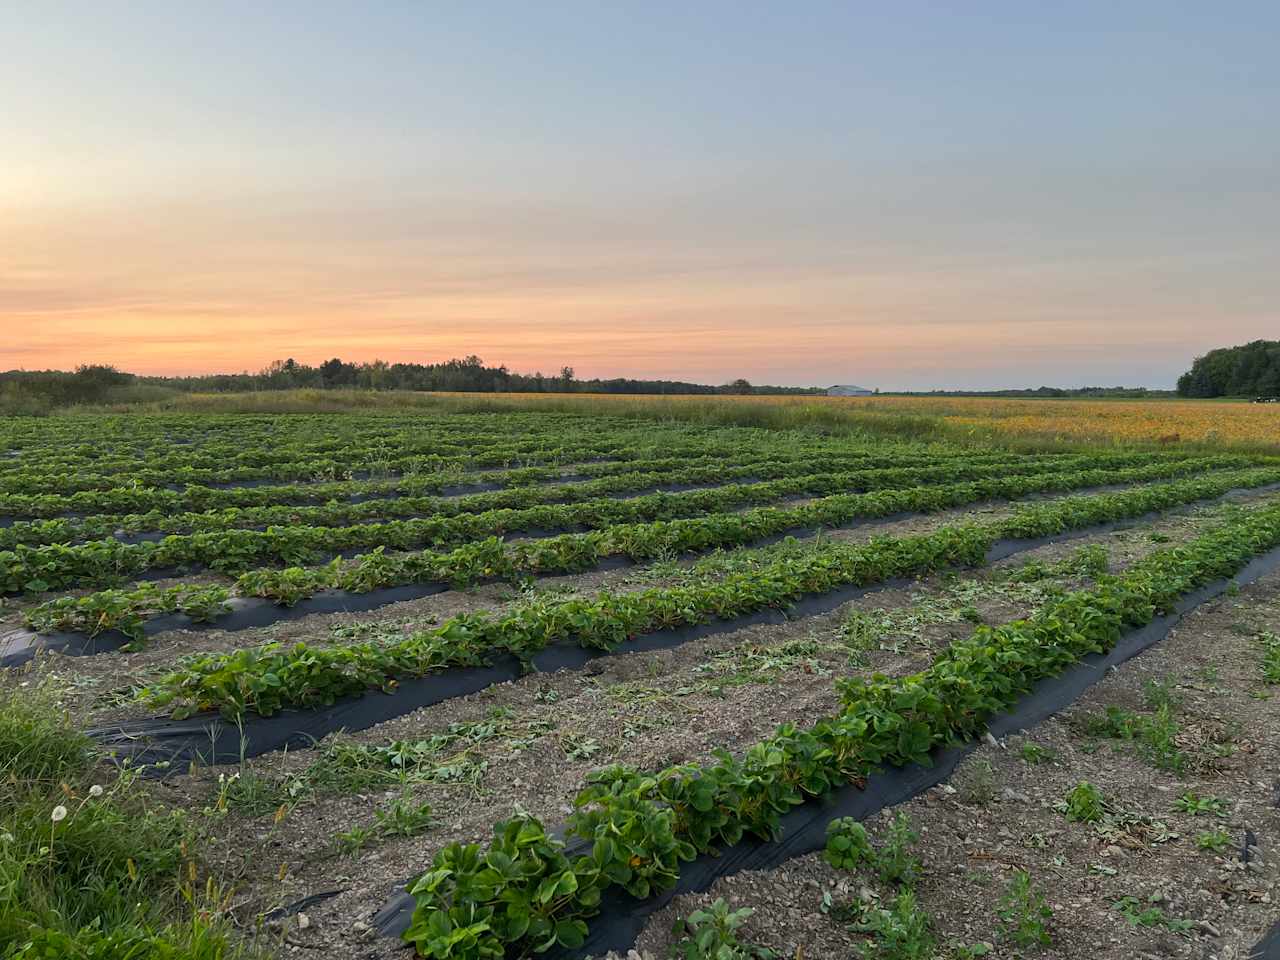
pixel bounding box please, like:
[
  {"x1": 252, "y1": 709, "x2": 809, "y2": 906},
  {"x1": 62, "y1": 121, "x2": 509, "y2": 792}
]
[
  {"x1": 35, "y1": 387, "x2": 1280, "y2": 457},
  {"x1": 0, "y1": 679, "x2": 260, "y2": 958}
]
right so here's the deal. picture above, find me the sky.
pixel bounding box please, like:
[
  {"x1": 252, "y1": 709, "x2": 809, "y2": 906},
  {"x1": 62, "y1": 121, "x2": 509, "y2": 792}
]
[{"x1": 3, "y1": 2, "x2": 1278, "y2": 390}]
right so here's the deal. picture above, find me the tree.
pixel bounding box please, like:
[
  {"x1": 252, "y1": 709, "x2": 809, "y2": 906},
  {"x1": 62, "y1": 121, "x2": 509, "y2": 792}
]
[
  {"x1": 729, "y1": 378, "x2": 753, "y2": 395},
  {"x1": 319, "y1": 357, "x2": 356, "y2": 387},
  {"x1": 1176, "y1": 340, "x2": 1280, "y2": 397}
]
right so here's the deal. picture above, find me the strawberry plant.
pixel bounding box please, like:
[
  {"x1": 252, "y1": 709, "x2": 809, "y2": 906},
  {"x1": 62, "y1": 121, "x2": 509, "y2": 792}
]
[
  {"x1": 672, "y1": 899, "x2": 773, "y2": 960},
  {"x1": 824, "y1": 817, "x2": 874, "y2": 870}
]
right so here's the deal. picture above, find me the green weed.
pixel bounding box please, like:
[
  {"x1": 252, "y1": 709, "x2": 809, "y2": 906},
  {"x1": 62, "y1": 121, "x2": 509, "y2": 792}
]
[
  {"x1": 996, "y1": 871, "x2": 1052, "y2": 947},
  {"x1": 1059, "y1": 782, "x2": 1106, "y2": 823}
]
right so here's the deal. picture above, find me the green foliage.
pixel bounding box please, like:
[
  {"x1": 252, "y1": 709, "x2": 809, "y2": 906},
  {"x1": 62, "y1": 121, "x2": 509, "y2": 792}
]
[
  {"x1": 2, "y1": 915, "x2": 246, "y2": 960},
  {"x1": 403, "y1": 817, "x2": 603, "y2": 958},
  {"x1": 1172, "y1": 792, "x2": 1226, "y2": 817},
  {"x1": 0, "y1": 682, "x2": 247, "y2": 958},
  {"x1": 219, "y1": 708, "x2": 552, "y2": 810},
  {"x1": 403, "y1": 499, "x2": 1280, "y2": 956},
  {"x1": 1260, "y1": 631, "x2": 1280, "y2": 684},
  {"x1": 824, "y1": 818, "x2": 874, "y2": 871},
  {"x1": 1112, "y1": 897, "x2": 1194, "y2": 932},
  {"x1": 1195, "y1": 828, "x2": 1233, "y2": 853},
  {"x1": 670, "y1": 899, "x2": 774, "y2": 960},
  {"x1": 140, "y1": 522, "x2": 993, "y2": 719},
  {"x1": 839, "y1": 609, "x2": 888, "y2": 653},
  {"x1": 875, "y1": 814, "x2": 922, "y2": 887},
  {"x1": 849, "y1": 890, "x2": 934, "y2": 960},
  {"x1": 996, "y1": 871, "x2": 1052, "y2": 947},
  {"x1": 138, "y1": 467, "x2": 1280, "y2": 720},
  {"x1": 11, "y1": 453, "x2": 1106, "y2": 592},
  {"x1": 337, "y1": 794, "x2": 433, "y2": 856},
  {"x1": 1018, "y1": 743, "x2": 1055, "y2": 765},
  {"x1": 1079, "y1": 701, "x2": 1185, "y2": 773},
  {"x1": 568, "y1": 775, "x2": 698, "y2": 901},
  {"x1": 1060, "y1": 782, "x2": 1106, "y2": 823},
  {"x1": 1177, "y1": 338, "x2": 1280, "y2": 398},
  {"x1": 13, "y1": 455, "x2": 1259, "y2": 611}
]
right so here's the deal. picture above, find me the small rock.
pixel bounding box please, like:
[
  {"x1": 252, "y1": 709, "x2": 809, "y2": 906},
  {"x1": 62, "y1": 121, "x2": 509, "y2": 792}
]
[
  {"x1": 296, "y1": 913, "x2": 310, "y2": 930},
  {"x1": 352, "y1": 921, "x2": 370, "y2": 934},
  {"x1": 1197, "y1": 920, "x2": 1221, "y2": 937}
]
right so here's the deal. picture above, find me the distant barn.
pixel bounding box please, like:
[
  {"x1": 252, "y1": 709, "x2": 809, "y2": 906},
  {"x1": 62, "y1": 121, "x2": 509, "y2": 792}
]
[{"x1": 827, "y1": 384, "x2": 874, "y2": 396}]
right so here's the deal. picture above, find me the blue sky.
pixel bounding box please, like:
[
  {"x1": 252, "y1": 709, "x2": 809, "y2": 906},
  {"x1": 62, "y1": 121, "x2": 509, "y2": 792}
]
[{"x1": 3, "y1": 2, "x2": 1277, "y2": 387}]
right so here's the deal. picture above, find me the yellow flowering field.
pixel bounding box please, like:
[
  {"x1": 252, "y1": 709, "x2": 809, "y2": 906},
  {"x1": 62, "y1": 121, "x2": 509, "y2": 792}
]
[
  {"x1": 825, "y1": 396, "x2": 1279, "y2": 447},
  {"x1": 160, "y1": 389, "x2": 1279, "y2": 451},
  {"x1": 458, "y1": 392, "x2": 1279, "y2": 451}
]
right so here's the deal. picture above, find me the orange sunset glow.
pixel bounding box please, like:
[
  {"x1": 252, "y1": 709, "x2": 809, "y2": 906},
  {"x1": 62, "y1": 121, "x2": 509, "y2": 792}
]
[{"x1": 4, "y1": 4, "x2": 1278, "y2": 389}]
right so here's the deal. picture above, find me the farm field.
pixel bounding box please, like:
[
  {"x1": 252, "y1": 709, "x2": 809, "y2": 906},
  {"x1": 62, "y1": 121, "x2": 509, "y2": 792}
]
[
  {"x1": 2, "y1": 409, "x2": 1279, "y2": 959},
  {"x1": 84, "y1": 389, "x2": 1280, "y2": 453}
]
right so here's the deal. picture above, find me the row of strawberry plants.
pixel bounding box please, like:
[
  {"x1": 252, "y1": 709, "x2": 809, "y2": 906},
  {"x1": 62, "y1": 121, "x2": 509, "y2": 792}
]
[
  {"x1": 0, "y1": 410, "x2": 719, "y2": 457},
  {"x1": 0, "y1": 450, "x2": 1135, "y2": 548},
  {"x1": 0, "y1": 447, "x2": 1037, "y2": 535},
  {"x1": 2, "y1": 457, "x2": 1140, "y2": 594},
  {"x1": 0, "y1": 434, "x2": 729, "y2": 495},
  {"x1": 0, "y1": 445, "x2": 966, "y2": 519},
  {"x1": 0, "y1": 419, "x2": 850, "y2": 496},
  {"x1": 27, "y1": 461, "x2": 1276, "y2": 641},
  {"x1": 399, "y1": 498, "x2": 1280, "y2": 957},
  {"x1": 0, "y1": 408, "x2": 704, "y2": 451},
  {"x1": 0, "y1": 419, "x2": 623, "y2": 477},
  {"x1": 135, "y1": 469, "x2": 1280, "y2": 721},
  {"x1": 0, "y1": 425, "x2": 852, "y2": 490}
]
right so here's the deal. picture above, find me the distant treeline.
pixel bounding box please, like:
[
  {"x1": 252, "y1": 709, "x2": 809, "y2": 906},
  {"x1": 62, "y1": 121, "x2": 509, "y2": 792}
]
[
  {"x1": 0, "y1": 357, "x2": 822, "y2": 412},
  {"x1": 1177, "y1": 340, "x2": 1280, "y2": 398},
  {"x1": 0, "y1": 365, "x2": 142, "y2": 413},
  {"x1": 898, "y1": 386, "x2": 1174, "y2": 399},
  {"x1": 147, "y1": 356, "x2": 822, "y2": 396}
]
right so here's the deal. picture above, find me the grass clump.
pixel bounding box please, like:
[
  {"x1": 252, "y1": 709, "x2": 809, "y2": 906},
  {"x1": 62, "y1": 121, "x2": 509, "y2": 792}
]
[
  {"x1": 1018, "y1": 742, "x2": 1056, "y2": 765},
  {"x1": 849, "y1": 890, "x2": 934, "y2": 960},
  {"x1": 1259, "y1": 631, "x2": 1280, "y2": 684},
  {"x1": 336, "y1": 794, "x2": 434, "y2": 856},
  {"x1": 0, "y1": 680, "x2": 252, "y2": 958},
  {"x1": 954, "y1": 758, "x2": 999, "y2": 805},
  {"x1": 1078, "y1": 689, "x2": 1186, "y2": 773}
]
